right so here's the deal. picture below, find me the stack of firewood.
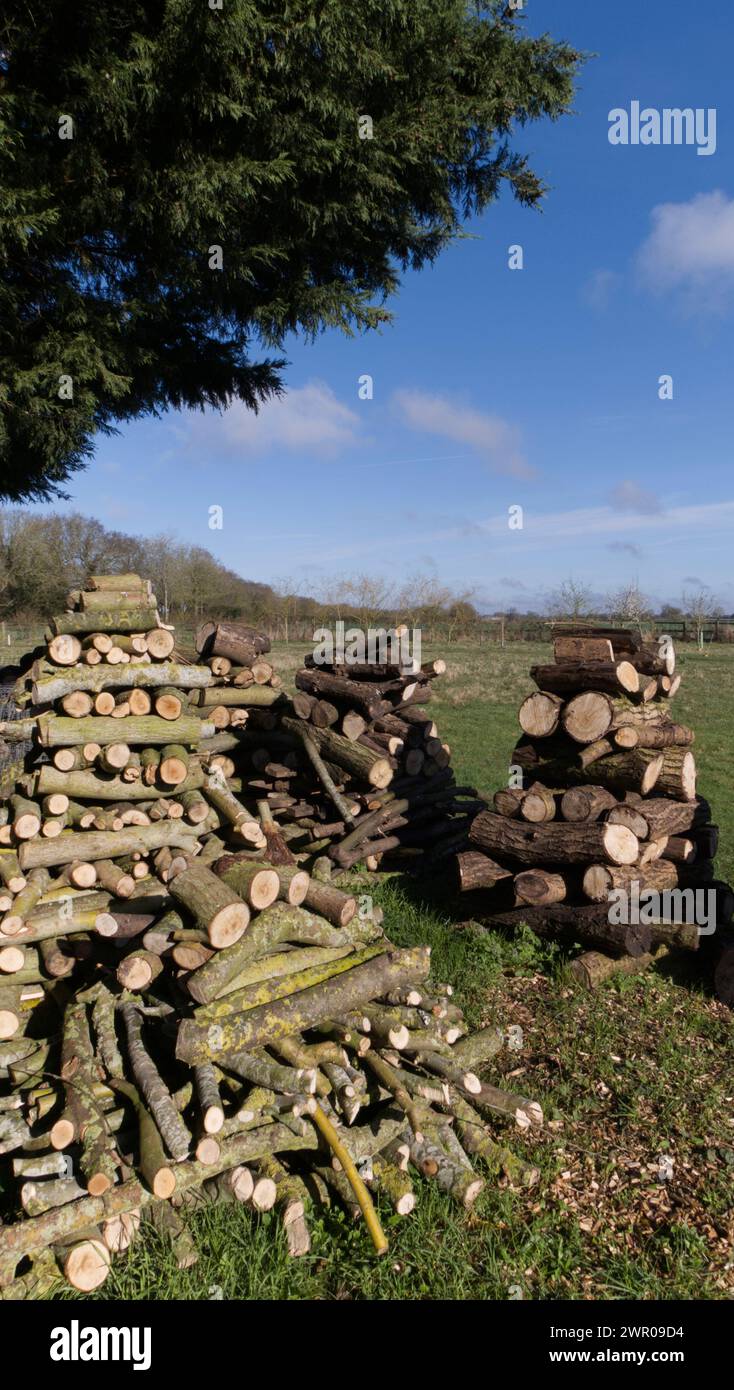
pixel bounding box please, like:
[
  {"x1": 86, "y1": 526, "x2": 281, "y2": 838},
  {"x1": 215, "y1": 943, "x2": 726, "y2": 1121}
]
[
  {"x1": 455, "y1": 627, "x2": 734, "y2": 990},
  {"x1": 190, "y1": 624, "x2": 480, "y2": 871},
  {"x1": 0, "y1": 580, "x2": 539, "y2": 1296}
]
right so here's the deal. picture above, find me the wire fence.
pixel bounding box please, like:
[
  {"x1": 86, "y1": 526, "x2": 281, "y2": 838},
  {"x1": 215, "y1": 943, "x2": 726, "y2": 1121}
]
[{"x1": 1, "y1": 616, "x2": 732, "y2": 664}]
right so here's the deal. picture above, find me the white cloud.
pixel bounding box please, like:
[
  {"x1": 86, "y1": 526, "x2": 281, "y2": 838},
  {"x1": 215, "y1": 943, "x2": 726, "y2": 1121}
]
[
  {"x1": 392, "y1": 389, "x2": 533, "y2": 479},
  {"x1": 637, "y1": 191, "x2": 734, "y2": 309},
  {"x1": 184, "y1": 380, "x2": 361, "y2": 456}
]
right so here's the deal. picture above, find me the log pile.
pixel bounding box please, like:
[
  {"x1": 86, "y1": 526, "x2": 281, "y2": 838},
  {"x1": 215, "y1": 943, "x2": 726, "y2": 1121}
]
[
  {"x1": 193, "y1": 628, "x2": 480, "y2": 871},
  {"x1": 0, "y1": 580, "x2": 538, "y2": 1295},
  {"x1": 455, "y1": 627, "x2": 734, "y2": 988}
]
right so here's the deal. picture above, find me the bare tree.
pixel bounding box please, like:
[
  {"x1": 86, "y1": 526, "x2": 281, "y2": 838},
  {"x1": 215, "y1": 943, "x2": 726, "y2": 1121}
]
[
  {"x1": 606, "y1": 582, "x2": 653, "y2": 638},
  {"x1": 547, "y1": 577, "x2": 593, "y2": 620},
  {"x1": 682, "y1": 584, "x2": 722, "y2": 649}
]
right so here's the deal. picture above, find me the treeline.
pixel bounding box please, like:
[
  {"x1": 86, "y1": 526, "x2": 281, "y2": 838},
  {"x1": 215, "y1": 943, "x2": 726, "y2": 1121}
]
[
  {"x1": 0, "y1": 513, "x2": 482, "y2": 641},
  {"x1": 0, "y1": 511, "x2": 278, "y2": 623}
]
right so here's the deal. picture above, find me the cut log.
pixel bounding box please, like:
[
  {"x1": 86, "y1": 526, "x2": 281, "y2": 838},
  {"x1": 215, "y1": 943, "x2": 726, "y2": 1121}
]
[
  {"x1": 469, "y1": 810, "x2": 639, "y2": 866},
  {"x1": 281, "y1": 718, "x2": 392, "y2": 789},
  {"x1": 613, "y1": 722, "x2": 693, "y2": 750},
  {"x1": 654, "y1": 750, "x2": 696, "y2": 802},
  {"x1": 36, "y1": 714, "x2": 212, "y2": 749},
  {"x1": 169, "y1": 863, "x2": 250, "y2": 949},
  {"x1": 195, "y1": 621, "x2": 270, "y2": 665},
  {"x1": 32, "y1": 661, "x2": 210, "y2": 705},
  {"x1": 553, "y1": 636, "x2": 614, "y2": 663},
  {"x1": 47, "y1": 634, "x2": 83, "y2": 667},
  {"x1": 52, "y1": 608, "x2": 159, "y2": 635},
  {"x1": 481, "y1": 904, "x2": 651, "y2": 957},
  {"x1": 582, "y1": 859, "x2": 679, "y2": 903},
  {"x1": 518, "y1": 691, "x2": 564, "y2": 738},
  {"x1": 36, "y1": 764, "x2": 205, "y2": 801},
  {"x1": 210, "y1": 859, "x2": 280, "y2": 911},
  {"x1": 18, "y1": 821, "x2": 200, "y2": 870},
  {"x1": 519, "y1": 783, "x2": 556, "y2": 823},
  {"x1": 455, "y1": 851, "x2": 513, "y2": 892},
  {"x1": 570, "y1": 948, "x2": 663, "y2": 990},
  {"x1": 513, "y1": 870, "x2": 567, "y2": 907},
  {"x1": 493, "y1": 788, "x2": 525, "y2": 819},
  {"x1": 530, "y1": 661, "x2": 639, "y2": 696},
  {"x1": 559, "y1": 786, "x2": 617, "y2": 822}
]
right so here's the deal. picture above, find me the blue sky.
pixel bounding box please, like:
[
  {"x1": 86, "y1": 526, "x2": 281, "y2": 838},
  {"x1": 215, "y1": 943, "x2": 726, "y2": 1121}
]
[{"x1": 28, "y1": 0, "x2": 734, "y2": 613}]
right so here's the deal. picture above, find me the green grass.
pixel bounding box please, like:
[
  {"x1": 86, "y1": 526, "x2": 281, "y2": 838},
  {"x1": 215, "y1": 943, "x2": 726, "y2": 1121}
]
[{"x1": 21, "y1": 638, "x2": 734, "y2": 1300}]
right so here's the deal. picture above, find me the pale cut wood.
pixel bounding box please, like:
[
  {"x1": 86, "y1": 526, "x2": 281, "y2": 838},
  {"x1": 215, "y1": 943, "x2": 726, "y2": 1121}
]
[
  {"x1": 518, "y1": 691, "x2": 563, "y2": 738},
  {"x1": 520, "y1": 783, "x2": 556, "y2": 823},
  {"x1": 62, "y1": 1239, "x2": 111, "y2": 1291},
  {"x1": 48, "y1": 634, "x2": 82, "y2": 666}
]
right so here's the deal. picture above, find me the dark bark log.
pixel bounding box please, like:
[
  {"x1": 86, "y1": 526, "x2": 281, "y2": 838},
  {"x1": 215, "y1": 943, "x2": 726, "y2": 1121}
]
[
  {"x1": 195, "y1": 620, "x2": 270, "y2": 664},
  {"x1": 455, "y1": 850, "x2": 512, "y2": 892},
  {"x1": 479, "y1": 904, "x2": 651, "y2": 957},
  {"x1": 469, "y1": 810, "x2": 638, "y2": 866},
  {"x1": 530, "y1": 661, "x2": 639, "y2": 696}
]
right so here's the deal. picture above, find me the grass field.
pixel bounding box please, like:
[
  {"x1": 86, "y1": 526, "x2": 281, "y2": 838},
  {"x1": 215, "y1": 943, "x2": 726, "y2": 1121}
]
[{"x1": 11, "y1": 639, "x2": 734, "y2": 1302}]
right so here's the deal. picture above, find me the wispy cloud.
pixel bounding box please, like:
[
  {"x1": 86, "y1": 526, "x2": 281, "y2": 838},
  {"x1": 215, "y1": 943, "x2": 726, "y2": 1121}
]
[
  {"x1": 608, "y1": 479, "x2": 663, "y2": 514},
  {"x1": 583, "y1": 269, "x2": 621, "y2": 311},
  {"x1": 607, "y1": 541, "x2": 643, "y2": 557},
  {"x1": 183, "y1": 381, "x2": 362, "y2": 457},
  {"x1": 392, "y1": 389, "x2": 533, "y2": 479},
  {"x1": 637, "y1": 190, "x2": 734, "y2": 312}
]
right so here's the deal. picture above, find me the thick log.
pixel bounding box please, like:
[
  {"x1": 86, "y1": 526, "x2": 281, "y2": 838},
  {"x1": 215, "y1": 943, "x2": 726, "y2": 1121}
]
[
  {"x1": 513, "y1": 869, "x2": 567, "y2": 907},
  {"x1": 469, "y1": 810, "x2": 638, "y2": 866},
  {"x1": 169, "y1": 864, "x2": 250, "y2": 949},
  {"x1": 553, "y1": 636, "x2": 614, "y2": 663},
  {"x1": 530, "y1": 661, "x2": 639, "y2": 696},
  {"x1": 654, "y1": 749, "x2": 696, "y2": 802},
  {"x1": 513, "y1": 738, "x2": 663, "y2": 797},
  {"x1": 209, "y1": 859, "x2": 279, "y2": 910},
  {"x1": 519, "y1": 783, "x2": 556, "y2": 823},
  {"x1": 628, "y1": 639, "x2": 676, "y2": 677},
  {"x1": 582, "y1": 859, "x2": 679, "y2": 902},
  {"x1": 634, "y1": 797, "x2": 709, "y2": 839},
  {"x1": 606, "y1": 804, "x2": 649, "y2": 839},
  {"x1": 455, "y1": 851, "x2": 512, "y2": 892},
  {"x1": 570, "y1": 948, "x2": 663, "y2": 989},
  {"x1": 195, "y1": 621, "x2": 270, "y2": 664},
  {"x1": 481, "y1": 904, "x2": 651, "y2": 957},
  {"x1": 518, "y1": 691, "x2": 563, "y2": 738},
  {"x1": 562, "y1": 692, "x2": 672, "y2": 745},
  {"x1": 176, "y1": 945, "x2": 430, "y2": 1061},
  {"x1": 51, "y1": 608, "x2": 159, "y2": 635},
  {"x1": 47, "y1": 634, "x2": 83, "y2": 666},
  {"x1": 36, "y1": 714, "x2": 212, "y2": 748}
]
